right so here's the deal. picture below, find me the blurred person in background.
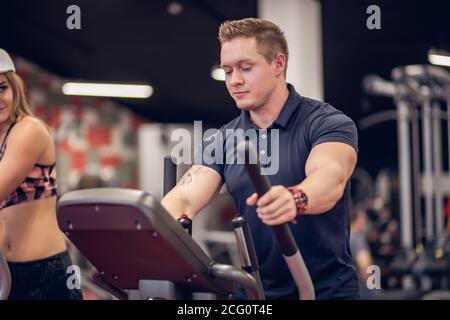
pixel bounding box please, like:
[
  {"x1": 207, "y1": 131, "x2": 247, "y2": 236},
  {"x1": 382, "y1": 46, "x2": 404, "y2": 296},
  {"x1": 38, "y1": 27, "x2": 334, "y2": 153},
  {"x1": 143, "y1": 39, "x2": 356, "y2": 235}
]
[{"x1": 349, "y1": 206, "x2": 376, "y2": 299}]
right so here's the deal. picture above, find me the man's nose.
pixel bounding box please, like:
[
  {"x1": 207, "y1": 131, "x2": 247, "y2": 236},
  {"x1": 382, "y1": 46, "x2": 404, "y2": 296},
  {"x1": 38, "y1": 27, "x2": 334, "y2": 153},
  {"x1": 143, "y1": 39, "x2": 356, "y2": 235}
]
[{"x1": 230, "y1": 71, "x2": 244, "y2": 86}]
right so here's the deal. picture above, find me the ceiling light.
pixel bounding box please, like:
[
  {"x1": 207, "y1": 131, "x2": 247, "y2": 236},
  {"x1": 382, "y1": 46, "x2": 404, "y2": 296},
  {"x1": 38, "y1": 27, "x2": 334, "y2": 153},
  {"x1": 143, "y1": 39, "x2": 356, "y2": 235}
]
[
  {"x1": 167, "y1": 2, "x2": 183, "y2": 16},
  {"x1": 428, "y1": 49, "x2": 450, "y2": 67},
  {"x1": 62, "y1": 82, "x2": 153, "y2": 98},
  {"x1": 211, "y1": 65, "x2": 225, "y2": 81}
]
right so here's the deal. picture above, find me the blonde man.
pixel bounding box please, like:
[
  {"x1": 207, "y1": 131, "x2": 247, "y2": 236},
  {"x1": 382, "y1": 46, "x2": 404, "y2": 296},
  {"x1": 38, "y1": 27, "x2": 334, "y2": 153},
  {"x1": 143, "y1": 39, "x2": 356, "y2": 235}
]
[{"x1": 162, "y1": 18, "x2": 359, "y2": 300}]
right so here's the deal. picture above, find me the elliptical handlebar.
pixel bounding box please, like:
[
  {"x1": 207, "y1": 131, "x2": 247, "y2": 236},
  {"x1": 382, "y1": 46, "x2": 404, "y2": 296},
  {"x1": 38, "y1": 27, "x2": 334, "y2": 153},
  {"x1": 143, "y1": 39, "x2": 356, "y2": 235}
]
[{"x1": 238, "y1": 141, "x2": 315, "y2": 300}]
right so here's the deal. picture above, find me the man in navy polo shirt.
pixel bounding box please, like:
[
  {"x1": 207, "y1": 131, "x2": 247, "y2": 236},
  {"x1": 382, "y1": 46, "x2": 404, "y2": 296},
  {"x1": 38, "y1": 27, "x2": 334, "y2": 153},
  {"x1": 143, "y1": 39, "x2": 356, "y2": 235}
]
[{"x1": 162, "y1": 18, "x2": 359, "y2": 299}]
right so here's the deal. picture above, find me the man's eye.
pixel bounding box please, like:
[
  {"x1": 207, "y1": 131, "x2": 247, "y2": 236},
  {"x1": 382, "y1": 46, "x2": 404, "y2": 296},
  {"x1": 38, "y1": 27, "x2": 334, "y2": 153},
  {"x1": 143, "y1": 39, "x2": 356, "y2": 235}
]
[{"x1": 242, "y1": 67, "x2": 251, "y2": 72}]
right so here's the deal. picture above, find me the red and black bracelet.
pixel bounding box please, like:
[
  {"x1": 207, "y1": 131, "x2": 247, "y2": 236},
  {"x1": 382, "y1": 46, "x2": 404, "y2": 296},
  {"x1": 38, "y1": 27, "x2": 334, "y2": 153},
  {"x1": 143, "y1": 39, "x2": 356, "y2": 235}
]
[{"x1": 287, "y1": 186, "x2": 308, "y2": 222}]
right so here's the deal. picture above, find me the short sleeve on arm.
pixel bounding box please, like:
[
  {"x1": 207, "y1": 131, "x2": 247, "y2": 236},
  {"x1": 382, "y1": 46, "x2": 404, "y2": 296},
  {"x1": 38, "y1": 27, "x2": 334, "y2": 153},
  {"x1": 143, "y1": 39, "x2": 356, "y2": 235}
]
[{"x1": 308, "y1": 106, "x2": 358, "y2": 153}]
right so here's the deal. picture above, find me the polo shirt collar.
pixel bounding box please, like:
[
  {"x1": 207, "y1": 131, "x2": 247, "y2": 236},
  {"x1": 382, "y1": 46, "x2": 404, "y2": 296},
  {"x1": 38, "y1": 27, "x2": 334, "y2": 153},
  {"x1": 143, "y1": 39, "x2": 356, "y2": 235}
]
[{"x1": 239, "y1": 83, "x2": 301, "y2": 130}]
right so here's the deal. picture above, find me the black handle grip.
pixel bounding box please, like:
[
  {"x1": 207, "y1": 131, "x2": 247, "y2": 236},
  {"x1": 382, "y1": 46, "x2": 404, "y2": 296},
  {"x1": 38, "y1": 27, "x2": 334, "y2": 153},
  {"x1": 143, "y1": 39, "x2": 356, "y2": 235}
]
[
  {"x1": 163, "y1": 156, "x2": 177, "y2": 197},
  {"x1": 177, "y1": 214, "x2": 192, "y2": 236},
  {"x1": 239, "y1": 141, "x2": 298, "y2": 257}
]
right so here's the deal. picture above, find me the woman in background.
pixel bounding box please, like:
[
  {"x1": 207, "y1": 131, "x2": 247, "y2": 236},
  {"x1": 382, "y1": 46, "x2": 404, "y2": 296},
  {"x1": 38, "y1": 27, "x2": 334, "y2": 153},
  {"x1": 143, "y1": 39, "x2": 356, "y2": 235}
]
[{"x1": 0, "y1": 48, "x2": 82, "y2": 300}]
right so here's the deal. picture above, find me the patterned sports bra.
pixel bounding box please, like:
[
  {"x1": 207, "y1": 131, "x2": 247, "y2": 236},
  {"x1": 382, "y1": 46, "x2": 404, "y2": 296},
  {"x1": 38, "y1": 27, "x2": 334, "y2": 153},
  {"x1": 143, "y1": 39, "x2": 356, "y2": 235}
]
[{"x1": 0, "y1": 122, "x2": 58, "y2": 210}]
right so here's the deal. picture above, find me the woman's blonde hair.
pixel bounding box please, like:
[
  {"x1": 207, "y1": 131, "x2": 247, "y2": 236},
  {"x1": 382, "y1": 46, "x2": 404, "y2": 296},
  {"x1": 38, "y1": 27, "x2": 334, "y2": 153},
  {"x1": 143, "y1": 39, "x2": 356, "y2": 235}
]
[{"x1": 3, "y1": 71, "x2": 34, "y2": 123}]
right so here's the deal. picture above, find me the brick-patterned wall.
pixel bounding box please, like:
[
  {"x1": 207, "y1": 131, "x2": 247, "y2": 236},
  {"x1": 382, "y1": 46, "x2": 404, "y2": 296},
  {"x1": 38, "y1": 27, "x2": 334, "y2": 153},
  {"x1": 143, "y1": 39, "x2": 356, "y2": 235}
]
[{"x1": 13, "y1": 56, "x2": 147, "y2": 194}]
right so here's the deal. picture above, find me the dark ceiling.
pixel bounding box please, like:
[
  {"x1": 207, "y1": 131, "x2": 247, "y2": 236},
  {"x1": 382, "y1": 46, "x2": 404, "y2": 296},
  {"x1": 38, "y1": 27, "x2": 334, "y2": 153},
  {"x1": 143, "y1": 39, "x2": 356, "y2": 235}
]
[
  {"x1": 1, "y1": 0, "x2": 257, "y2": 124},
  {"x1": 1, "y1": 0, "x2": 450, "y2": 175}
]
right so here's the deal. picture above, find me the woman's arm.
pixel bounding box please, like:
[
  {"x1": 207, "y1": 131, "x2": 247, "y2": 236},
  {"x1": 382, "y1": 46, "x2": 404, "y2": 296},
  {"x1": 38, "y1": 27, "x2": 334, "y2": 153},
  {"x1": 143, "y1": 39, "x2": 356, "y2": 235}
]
[{"x1": 0, "y1": 118, "x2": 51, "y2": 202}]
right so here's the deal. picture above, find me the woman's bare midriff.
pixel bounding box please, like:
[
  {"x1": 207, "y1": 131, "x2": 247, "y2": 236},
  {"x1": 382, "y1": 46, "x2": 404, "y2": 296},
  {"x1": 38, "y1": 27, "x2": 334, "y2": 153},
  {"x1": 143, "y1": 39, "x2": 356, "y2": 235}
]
[{"x1": 0, "y1": 196, "x2": 67, "y2": 262}]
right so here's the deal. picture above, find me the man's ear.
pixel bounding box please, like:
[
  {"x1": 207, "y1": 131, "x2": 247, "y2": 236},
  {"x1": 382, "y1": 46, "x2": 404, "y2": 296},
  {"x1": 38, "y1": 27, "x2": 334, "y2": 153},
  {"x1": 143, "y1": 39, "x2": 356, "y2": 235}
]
[{"x1": 273, "y1": 53, "x2": 286, "y2": 76}]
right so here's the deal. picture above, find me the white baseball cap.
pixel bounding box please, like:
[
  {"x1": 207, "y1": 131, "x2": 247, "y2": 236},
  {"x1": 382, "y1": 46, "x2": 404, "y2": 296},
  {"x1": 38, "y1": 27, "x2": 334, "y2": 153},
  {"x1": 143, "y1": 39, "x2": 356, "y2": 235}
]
[{"x1": 0, "y1": 48, "x2": 16, "y2": 73}]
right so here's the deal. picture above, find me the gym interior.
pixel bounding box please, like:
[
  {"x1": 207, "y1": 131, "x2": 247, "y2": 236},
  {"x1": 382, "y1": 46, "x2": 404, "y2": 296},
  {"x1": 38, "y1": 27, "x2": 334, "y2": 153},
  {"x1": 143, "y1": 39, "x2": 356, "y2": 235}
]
[{"x1": 1, "y1": 0, "x2": 450, "y2": 301}]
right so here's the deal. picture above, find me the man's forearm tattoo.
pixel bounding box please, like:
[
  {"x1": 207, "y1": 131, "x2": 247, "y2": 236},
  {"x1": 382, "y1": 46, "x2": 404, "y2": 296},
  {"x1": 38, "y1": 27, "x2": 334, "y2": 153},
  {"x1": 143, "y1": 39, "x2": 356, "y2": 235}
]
[{"x1": 177, "y1": 166, "x2": 207, "y2": 187}]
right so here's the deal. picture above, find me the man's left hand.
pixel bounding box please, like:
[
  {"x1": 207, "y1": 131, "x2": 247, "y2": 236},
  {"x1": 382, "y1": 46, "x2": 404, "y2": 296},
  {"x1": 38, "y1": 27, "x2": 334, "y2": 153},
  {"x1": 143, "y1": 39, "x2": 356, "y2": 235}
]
[{"x1": 246, "y1": 185, "x2": 297, "y2": 225}]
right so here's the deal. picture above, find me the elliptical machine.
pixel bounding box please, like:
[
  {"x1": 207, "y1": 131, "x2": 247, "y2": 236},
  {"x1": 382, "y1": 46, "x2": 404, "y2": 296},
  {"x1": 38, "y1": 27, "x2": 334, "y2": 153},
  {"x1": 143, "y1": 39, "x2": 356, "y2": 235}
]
[{"x1": 56, "y1": 142, "x2": 315, "y2": 300}]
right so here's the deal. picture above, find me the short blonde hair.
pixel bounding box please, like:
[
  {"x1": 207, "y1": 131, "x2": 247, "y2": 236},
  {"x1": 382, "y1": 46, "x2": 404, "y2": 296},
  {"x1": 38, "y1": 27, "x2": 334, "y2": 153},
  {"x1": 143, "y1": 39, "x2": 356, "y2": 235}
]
[
  {"x1": 219, "y1": 18, "x2": 289, "y2": 76},
  {"x1": 3, "y1": 71, "x2": 33, "y2": 123}
]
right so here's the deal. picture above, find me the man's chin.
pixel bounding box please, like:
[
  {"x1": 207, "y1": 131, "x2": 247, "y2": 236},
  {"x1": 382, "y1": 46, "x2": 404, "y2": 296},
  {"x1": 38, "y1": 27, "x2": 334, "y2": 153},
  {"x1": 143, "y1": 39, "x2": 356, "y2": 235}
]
[{"x1": 235, "y1": 101, "x2": 256, "y2": 111}]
